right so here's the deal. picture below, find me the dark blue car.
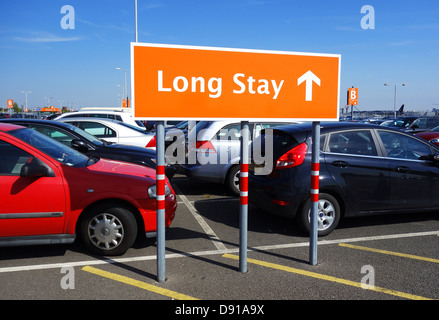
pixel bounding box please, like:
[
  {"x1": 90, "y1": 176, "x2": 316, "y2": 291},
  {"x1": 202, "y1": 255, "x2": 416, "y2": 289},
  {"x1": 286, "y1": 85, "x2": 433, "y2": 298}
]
[
  {"x1": 0, "y1": 119, "x2": 175, "y2": 179},
  {"x1": 249, "y1": 122, "x2": 439, "y2": 236}
]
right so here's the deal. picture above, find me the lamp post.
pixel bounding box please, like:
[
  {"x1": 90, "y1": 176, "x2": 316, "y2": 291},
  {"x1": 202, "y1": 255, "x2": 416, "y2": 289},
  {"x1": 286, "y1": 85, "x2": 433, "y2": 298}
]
[
  {"x1": 115, "y1": 67, "x2": 128, "y2": 108},
  {"x1": 21, "y1": 90, "x2": 31, "y2": 111},
  {"x1": 135, "y1": 0, "x2": 138, "y2": 42},
  {"x1": 384, "y1": 83, "x2": 407, "y2": 119}
]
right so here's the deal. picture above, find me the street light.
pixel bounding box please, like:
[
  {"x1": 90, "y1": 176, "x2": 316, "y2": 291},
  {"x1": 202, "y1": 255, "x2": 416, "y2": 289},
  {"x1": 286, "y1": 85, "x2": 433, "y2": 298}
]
[
  {"x1": 44, "y1": 96, "x2": 53, "y2": 108},
  {"x1": 384, "y1": 83, "x2": 407, "y2": 119},
  {"x1": 21, "y1": 90, "x2": 32, "y2": 111},
  {"x1": 115, "y1": 67, "x2": 128, "y2": 108},
  {"x1": 135, "y1": 0, "x2": 138, "y2": 42}
]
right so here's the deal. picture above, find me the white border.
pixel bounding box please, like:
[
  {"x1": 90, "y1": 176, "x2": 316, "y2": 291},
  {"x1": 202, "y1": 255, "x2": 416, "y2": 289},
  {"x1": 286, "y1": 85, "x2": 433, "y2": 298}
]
[{"x1": 130, "y1": 42, "x2": 341, "y2": 122}]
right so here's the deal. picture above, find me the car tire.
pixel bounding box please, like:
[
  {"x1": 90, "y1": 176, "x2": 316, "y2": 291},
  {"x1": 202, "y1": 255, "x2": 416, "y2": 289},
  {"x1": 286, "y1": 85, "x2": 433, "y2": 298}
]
[
  {"x1": 226, "y1": 165, "x2": 240, "y2": 196},
  {"x1": 297, "y1": 193, "x2": 341, "y2": 236},
  {"x1": 79, "y1": 203, "x2": 138, "y2": 256}
]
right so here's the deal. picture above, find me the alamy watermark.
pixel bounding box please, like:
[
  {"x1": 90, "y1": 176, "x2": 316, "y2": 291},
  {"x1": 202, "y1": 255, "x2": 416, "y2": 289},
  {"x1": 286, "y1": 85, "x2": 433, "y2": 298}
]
[
  {"x1": 163, "y1": 125, "x2": 274, "y2": 174},
  {"x1": 60, "y1": 266, "x2": 75, "y2": 290},
  {"x1": 361, "y1": 5, "x2": 375, "y2": 30},
  {"x1": 360, "y1": 265, "x2": 375, "y2": 289},
  {"x1": 60, "y1": 5, "x2": 75, "y2": 30}
]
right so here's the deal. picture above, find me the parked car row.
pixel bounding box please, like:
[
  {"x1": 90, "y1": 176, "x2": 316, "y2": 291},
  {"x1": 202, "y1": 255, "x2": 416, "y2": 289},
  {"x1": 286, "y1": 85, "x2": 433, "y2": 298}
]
[
  {"x1": 0, "y1": 121, "x2": 177, "y2": 256},
  {"x1": 2, "y1": 112, "x2": 439, "y2": 254},
  {"x1": 380, "y1": 116, "x2": 439, "y2": 133},
  {"x1": 0, "y1": 119, "x2": 175, "y2": 179}
]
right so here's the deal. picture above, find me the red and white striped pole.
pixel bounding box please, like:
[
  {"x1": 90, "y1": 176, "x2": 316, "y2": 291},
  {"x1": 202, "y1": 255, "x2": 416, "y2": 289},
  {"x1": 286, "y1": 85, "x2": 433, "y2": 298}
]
[
  {"x1": 239, "y1": 121, "x2": 249, "y2": 273},
  {"x1": 311, "y1": 162, "x2": 320, "y2": 203},
  {"x1": 309, "y1": 121, "x2": 320, "y2": 265},
  {"x1": 156, "y1": 121, "x2": 166, "y2": 282},
  {"x1": 156, "y1": 165, "x2": 166, "y2": 210},
  {"x1": 240, "y1": 162, "x2": 248, "y2": 206}
]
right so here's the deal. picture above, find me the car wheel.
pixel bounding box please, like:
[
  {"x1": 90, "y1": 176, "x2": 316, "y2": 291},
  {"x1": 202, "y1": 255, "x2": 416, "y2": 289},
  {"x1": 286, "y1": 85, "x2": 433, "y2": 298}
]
[
  {"x1": 226, "y1": 165, "x2": 240, "y2": 195},
  {"x1": 297, "y1": 193, "x2": 341, "y2": 236},
  {"x1": 80, "y1": 204, "x2": 138, "y2": 256}
]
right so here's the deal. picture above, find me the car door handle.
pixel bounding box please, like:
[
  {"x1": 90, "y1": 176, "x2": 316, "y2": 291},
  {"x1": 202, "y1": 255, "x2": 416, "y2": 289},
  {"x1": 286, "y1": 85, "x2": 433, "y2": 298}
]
[
  {"x1": 396, "y1": 166, "x2": 410, "y2": 173},
  {"x1": 331, "y1": 161, "x2": 349, "y2": 168}
]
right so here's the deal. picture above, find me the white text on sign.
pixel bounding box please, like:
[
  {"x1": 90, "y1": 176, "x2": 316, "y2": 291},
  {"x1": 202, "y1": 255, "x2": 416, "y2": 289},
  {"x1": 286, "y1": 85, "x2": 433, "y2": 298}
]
[{"x1": 158, "y1": 70, "x2": 285, "y2": 100}]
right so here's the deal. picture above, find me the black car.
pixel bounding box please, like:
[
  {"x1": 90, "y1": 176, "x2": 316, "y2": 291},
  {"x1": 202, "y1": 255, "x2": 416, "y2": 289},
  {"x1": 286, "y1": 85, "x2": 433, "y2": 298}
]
[
  {"x1": 249, "y1": 122, "x2": 439, "y2": 236},
  {"x1": 0, "y1": 119, "x2": 175, "y2": 179}
]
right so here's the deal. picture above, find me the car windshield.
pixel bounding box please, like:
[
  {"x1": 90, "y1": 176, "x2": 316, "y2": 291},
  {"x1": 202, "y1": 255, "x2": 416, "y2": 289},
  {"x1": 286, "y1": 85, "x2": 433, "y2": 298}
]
[
  {"x1": 9, "y1": 127, "x2": 90, "y2": 167},
  {"x1": 69, "y1": 124, "x2": 103, "y2": 145},
  {"x1": 117, "y1": 121, "x2": 150, "y2": 134}
]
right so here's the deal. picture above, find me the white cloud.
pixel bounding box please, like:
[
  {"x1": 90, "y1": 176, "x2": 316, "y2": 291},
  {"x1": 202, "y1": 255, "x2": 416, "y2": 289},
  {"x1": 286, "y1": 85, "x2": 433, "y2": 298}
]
[{"x1": 14, "y1": 32, "x2": 81, "y2": 43}]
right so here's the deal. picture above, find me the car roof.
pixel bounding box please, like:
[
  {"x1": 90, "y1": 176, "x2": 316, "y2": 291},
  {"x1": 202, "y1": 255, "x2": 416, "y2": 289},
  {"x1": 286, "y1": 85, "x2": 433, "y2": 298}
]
[
  {"x1": 0, "y1": 122, "x2": 25, "y2": 132},
  {"x1": 55, "y1": 110, "x2": 132, "y2": 118},
  {"x1": 273, "y1": 121, "x2": 383, "y2": 134},
  {"x1": 59, "y1": 117, "x2": 122, "y2": 123},
  {"x1": 0, "y1": 118, "x2": 78, "y2": 130}
]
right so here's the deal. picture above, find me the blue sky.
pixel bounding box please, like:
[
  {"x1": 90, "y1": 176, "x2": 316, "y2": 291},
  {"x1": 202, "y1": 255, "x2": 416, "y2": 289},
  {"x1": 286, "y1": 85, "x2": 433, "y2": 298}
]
[{"x1": 0, "y1": 0, "x2": 438, "y2": 113}]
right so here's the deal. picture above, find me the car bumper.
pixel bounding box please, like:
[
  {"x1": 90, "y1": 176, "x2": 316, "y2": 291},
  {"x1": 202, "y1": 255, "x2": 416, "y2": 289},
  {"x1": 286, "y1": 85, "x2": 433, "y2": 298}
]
[
  {"x1": 138, "y1": 194, "x2": 177, "y2": 233},
  {"x1": 249, "y1": 176, "x2": 304, "y2": 219},
  {"x1": 175, "y1": 164, "x2": 224, "y2": 184}
]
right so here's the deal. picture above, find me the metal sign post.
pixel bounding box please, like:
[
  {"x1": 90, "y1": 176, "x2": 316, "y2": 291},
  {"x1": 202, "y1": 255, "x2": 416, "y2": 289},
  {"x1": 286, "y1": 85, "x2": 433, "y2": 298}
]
[
  {"x1": 309, "y1": 121, "x2": 320, "y2": 266},
  {"x1": 239, "y1": 121, "x2": 250, "y2": 273},
  {"x1": 156, "y1": 121, "x2": 166, "y2": 282}
]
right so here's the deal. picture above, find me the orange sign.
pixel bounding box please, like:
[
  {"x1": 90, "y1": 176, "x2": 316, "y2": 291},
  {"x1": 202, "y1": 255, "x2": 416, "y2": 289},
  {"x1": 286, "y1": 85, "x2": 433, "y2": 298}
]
[
  {"x1": 7, "y1": 99, "x2": 13, "y2": 109},
  {"x1": 41, "y1": 107, "x2": 61, "y2": 112},
  {"x1": 348, "y1": 88, "x2": 358, "y2": 106},
  {"x1": 131, "y1": 43, "x2": 341, "y2": 121},
  {"x1": 122, "y1": 99, "x2": 130, "y2": 108}
]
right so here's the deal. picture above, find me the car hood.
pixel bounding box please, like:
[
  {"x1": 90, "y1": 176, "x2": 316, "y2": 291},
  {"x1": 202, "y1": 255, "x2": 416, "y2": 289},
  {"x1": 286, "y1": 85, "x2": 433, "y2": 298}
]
[
  {"x1": 87, "y1": 158, "x2": 157, "y2": 179},
  {"x1": 102, "y1": 143, "x2": 156, "y2": 156},
  {"x1": 415, "y1": 132, "x2": 439, "y2": 139}
]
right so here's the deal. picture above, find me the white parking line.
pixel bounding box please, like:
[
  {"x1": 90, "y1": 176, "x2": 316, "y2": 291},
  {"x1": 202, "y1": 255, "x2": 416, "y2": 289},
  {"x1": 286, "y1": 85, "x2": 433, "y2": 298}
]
[
  {"x1": 173, "y1": 184, "x2": 228, "y2": 251},
  {"x1": 1, "y1": 230, "x2": 438, "y2": 274}
]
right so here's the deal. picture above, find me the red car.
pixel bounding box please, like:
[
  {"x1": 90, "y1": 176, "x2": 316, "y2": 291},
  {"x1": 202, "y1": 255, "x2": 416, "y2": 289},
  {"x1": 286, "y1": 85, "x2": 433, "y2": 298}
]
[
  {"x1": 0, "y1": 123, "x2": 176, "y2": 255},
  {"x1": 415, "y1": 126, "x2": 439, "y2": 147}
]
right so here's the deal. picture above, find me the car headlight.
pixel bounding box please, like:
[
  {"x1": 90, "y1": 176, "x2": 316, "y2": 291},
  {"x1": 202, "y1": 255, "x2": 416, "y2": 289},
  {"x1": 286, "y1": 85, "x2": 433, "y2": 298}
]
[{"x1": 148, "y1": 184, "x2": 171, "y2": 198}]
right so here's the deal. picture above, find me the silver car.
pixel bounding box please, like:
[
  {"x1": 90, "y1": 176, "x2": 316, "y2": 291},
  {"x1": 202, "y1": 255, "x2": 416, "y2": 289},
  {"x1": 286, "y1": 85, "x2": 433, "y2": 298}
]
[
  {"x1": 176, "y1": 120, "x2": 293, "y2": 195},
  {"x1": 58, "y1": 118, "x2": 155, "y2": 148}
]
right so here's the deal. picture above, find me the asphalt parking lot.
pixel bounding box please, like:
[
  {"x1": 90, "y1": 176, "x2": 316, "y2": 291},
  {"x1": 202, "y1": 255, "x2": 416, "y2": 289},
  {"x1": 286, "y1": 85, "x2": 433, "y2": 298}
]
[{"x1": 1, "y1": 174, "x2": 438, "y2": 307}]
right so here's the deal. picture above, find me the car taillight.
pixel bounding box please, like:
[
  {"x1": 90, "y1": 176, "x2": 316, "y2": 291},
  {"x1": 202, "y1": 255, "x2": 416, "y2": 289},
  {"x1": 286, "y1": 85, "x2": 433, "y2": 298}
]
[
  {"x1": 146, "y1": 136, "x2": 156, "y2": 148},
  {"x1": 271, "y1": 199, "x2": 291, "y2": 206},
  {"x1": 275, "y1": 142, "x2": 308, "y2": 169},
  {"x1": 196, "y1": 140, "x2": 216, "y2": 153}
]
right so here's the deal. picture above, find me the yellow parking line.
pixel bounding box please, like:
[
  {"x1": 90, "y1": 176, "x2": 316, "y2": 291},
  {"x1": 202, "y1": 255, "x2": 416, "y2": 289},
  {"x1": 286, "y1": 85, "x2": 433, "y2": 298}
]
[
  {"x1": 82, "y1": 266, "x2": 199, "y2": 300},
  {"x1": 223, "y1": 254, "x2": 432, "y2": 300},
  {"x1": 339, "y1": 243, "x2": 439, "y2": 264}
]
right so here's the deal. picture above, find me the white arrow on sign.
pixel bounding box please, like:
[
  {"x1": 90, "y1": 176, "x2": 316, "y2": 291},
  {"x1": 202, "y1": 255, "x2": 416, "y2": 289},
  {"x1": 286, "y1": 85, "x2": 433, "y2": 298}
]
[{"x1": 297, "y1": 70, "x2": 321, "y2": 102}]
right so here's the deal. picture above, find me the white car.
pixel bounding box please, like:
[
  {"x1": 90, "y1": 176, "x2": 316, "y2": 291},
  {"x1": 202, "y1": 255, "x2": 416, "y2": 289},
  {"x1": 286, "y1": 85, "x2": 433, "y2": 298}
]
[
  {"x1": 177, "y1": 120, "x2": 294, "y2": 194},
  {"x1": 58, "y1": 118, "x2": 155, "y2": 148},
  {"x1": 54, "y1": 109, "x2": 145, "y2": 129}
]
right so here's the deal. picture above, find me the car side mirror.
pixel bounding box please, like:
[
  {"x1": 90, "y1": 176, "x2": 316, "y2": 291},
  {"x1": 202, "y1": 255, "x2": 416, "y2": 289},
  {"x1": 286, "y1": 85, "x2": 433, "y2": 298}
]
[
  {"x1": 20, "y1": 157, "x2": 54, "y2": 177},
  {"x1": 71, "y1": 139, "x2": 89, "y2": 153},
  {"x1": 419, "y1": 154, "x2": 439, "y2": 163}
]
